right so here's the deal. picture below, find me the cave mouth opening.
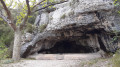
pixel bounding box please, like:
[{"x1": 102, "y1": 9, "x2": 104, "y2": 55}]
[{"x1": 38, "y1": 40, "x2": 96, "y2": 54}]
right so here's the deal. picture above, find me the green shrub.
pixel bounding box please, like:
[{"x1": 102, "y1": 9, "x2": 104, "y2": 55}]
[
  {"x1": 0, "y1": 24, "x2": 14, "y2": 59},
  {"x1": 0, "y1": 47, "x2": 8, "y2": 60}
]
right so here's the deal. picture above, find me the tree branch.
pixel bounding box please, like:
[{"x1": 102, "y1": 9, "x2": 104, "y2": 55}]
[
  {"x1": 0, "y1": 0, "x2": 16, "y2": 31},
  {"x1": 20, "y1": 0, "x2": 31, "y2": 30},
  {"x1": 0, "y1": 0, "x2": 12, "y2": 20},
  {"x1": 32, "y1": 0, "x2": 46, "y2": 10},
  {"x1": 0, "y1": 10, "x2": 9, "y2": 22},
  {"x1": 33, "y1": 0, "x2": 68, "y2": 12},
  {"x1": 20, "y1": 0, "x2": 67, "y2": 29},
  {"x1": 8, "y1": 0, "x2": 13, "y2": 8},
  {"x1": 26, "y1": 0, "x2": 31, "y2": 15}
]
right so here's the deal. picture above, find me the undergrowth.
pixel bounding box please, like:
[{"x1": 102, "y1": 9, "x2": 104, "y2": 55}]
[{"x1": 111, "y1": 50, "x2": 120, "y2": 67}]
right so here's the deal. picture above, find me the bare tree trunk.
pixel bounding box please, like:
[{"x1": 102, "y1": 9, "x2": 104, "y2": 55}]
[{"x1": 12, "y1": 29, "x2": 22, "y2": 61}]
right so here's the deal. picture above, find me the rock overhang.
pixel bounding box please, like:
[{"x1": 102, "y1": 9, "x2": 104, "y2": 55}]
[
  {"x1": 46, "y1": 0, "x2": 114, "y2": 31},
  {"x1": 21, "y1": 0, "x2": 119, "y2": 58}
]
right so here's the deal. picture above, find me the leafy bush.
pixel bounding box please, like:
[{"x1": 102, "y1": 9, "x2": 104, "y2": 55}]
[
  {"x1": 0, "y1": 47, "x2": 8, "y2": 60},
  {"x1": 0, "y1": 24, "x2": 14, "y2": 59}
]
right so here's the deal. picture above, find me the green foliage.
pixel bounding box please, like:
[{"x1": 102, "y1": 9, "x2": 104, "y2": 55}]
[
  {"x1": 41, "y1": 0, "x2": 55, "y2": 8},
  {"x1": 114, "y1": 0, "x2": 120, "y2": 14},
  {"x1": 0, "y1": 24, "x2": 14, "y2": 46},
  {"x1": 15, "y1": 0, "x2": 55, "y2": 26},
  {"x1": 0, "y1": 18, "x2": 3, "y2": 21},
  {"x1": 25, "y1": 23, "x2": 36, "y2": 33},
  {"x1": 0, "y1": 18, "x2": 6, "y2": 25},
  {"x1": 114, "y1": 0, "x2": 120, "y2": 6},
  {"x1": 0, "y1": 24, "x2": 14, "y2": 60},
  {"x1": 28, "y1": 13, "x2": 38, "y2": 24},
  {"x1": 0, "y1": 48, "x2": 8, "y2": 60},
  {"x1": 28, "y1": 16, "x2": 36, "y2": 24},
  {"x1": 30, "y1": 0, "x2": 36, "y2": 7},
  {"x1": 16, "y1": 6, "x2": 27, "y2": 25}
]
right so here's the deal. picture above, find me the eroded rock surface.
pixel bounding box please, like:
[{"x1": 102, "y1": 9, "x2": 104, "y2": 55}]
[{"x1": 21, "y1": 0, "x2": 119, "y2": 58}]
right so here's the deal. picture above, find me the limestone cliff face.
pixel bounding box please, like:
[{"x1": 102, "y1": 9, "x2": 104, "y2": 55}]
[{"x1": 21, "y1": 0, "x2": 119, "y2": 58}]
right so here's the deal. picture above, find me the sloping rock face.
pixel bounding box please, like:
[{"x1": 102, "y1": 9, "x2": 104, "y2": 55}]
[{"x1": 21, "y1": 0, "x2": 119, "y2": 58}]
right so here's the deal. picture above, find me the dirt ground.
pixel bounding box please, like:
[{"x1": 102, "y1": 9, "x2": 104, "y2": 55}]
[
  {"x1": 1, "y1": 59, "x2": 112, "y2": 67},
  {"x1": 1, "y1": 53, "x2": 113, "y2": 67}
]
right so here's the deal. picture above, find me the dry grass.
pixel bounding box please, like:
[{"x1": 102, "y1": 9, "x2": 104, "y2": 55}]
[{"x1": 111, "y1": 53, "x2": 120, "y2": 67}]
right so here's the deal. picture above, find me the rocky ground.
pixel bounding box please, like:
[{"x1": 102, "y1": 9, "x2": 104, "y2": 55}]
[
  {"x1": 1, "y1": 58, "x2": 112, "y2": 67},
  {"x1": 1, "y1": 53, "x2": 113, "y2": 67}
]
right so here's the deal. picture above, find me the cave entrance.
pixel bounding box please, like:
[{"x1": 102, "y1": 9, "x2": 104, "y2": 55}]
[{"x1": 38, "y1": 40, "x2": 96, "y2": 54}]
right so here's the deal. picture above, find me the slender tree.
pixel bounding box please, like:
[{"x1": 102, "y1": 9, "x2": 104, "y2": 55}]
[
  {"x1": 0, "y1": 0, "x2": 45, "y2": 61},
  {"x1": 0, "y1": 0, "x2": 67, "y2": 61}
]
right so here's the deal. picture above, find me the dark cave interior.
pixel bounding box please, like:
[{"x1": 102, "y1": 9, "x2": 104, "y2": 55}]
[{"x1": 38, "y1": 40, "x2": 96, "y2": 54}]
